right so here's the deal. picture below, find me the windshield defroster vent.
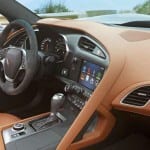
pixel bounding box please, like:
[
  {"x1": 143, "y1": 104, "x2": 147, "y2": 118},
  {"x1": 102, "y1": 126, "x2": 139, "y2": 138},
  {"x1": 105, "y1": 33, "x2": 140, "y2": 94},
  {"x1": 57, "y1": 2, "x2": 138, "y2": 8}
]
[{"x1": 122, "y1": 86, "x2": 150, "y2": 106}]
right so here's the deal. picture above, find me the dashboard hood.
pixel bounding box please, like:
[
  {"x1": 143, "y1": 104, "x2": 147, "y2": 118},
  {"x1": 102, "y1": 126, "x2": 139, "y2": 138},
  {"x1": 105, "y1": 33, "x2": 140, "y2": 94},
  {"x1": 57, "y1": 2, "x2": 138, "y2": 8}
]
[
  {"x1": 78, "y1": 14, "x2": 150, "y2": 25},
  {"x1": 0, "y1": 0, "x2": 39, "y2": 24}
]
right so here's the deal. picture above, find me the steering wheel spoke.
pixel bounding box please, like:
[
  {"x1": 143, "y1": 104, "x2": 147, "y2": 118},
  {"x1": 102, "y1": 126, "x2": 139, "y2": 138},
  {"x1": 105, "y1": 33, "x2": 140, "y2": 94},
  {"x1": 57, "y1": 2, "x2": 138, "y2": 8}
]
[
  {"x1": 18, "y1": 48, "x2": 26, "y2": 70},
  {"x1": 0, "y1": 58, "x2": 5, "y2": 66},
  {"x1": 3, "y1": 80, "x2": 15, "y2": 92},
  {"x1": 0, "y1": 48, "x2": 8, "y2": 60},
  {"x1": 0, "y1": 51, "x2": 5, "y2": 60},
  {"x1": 25, "y1": 50, "x2": 33, "y2": 63}
]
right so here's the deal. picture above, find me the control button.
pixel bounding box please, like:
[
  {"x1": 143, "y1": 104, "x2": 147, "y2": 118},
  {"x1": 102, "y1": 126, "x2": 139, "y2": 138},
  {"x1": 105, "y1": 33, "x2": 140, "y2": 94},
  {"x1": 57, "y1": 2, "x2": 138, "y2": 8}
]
[
  {"x1": 61, "y1": 68, "x2": 69, "y2": 77},
  {"x1": 72, "y1": 57, "x2": 78, "y2": 64},
  {"x1": 74, "y1": 86, "x2": 83, "y2": 95},
  {"x1": 64, "y1": 84, "x2": 69, "y2": 92},
  {"x1": 82, "y1": 101, "x2": 85, "y2": 106},
  {"x1": 11, "y1": 133, "x2": 19, "y2": 138},
  {"x1": 11, "y1": 132, "x2": 26, "y2": 138},
  {"x1": 13, "y1": 123, "x2": 25, "y2": 131},
  {"x1": 83, "y1": 91, "x2": 91, "y2": 98},
  {"x1": 18, "y1": 132, "x2": 26, "y2": 136}
]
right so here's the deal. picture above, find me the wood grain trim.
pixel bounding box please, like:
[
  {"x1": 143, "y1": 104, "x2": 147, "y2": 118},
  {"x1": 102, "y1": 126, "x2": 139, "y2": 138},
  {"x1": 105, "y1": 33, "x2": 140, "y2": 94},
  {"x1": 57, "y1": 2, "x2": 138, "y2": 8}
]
[
  {"x1": 0, "y1": 112, "x2": 49, "y2": 150},
  {"x1": 112, "y1": 82, "x2": 150, "y2": 116}
]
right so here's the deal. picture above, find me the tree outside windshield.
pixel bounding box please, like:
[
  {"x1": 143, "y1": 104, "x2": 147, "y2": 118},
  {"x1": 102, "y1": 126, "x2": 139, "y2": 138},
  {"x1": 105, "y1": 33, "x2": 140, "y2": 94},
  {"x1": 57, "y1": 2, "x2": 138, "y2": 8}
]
[
  {"x1": 0, "y1": 0, "x2": 150, "y2": 25},
  {"x1": 16, "y1": 0, "x2": 150, "y2": 20},
  {"x1": 17, "y1": 0, "x2": 150, "y2": 15}
]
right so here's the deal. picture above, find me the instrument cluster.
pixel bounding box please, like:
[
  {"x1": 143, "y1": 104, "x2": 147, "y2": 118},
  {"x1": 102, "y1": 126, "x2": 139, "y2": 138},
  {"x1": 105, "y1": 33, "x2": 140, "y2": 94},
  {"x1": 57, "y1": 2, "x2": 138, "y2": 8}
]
[
  {"x1": 39, "y1": 34, "x2": 68, "y2": 62},
  {"x1": 3, "y1": 27, "x2": 68, "y2": 63}
]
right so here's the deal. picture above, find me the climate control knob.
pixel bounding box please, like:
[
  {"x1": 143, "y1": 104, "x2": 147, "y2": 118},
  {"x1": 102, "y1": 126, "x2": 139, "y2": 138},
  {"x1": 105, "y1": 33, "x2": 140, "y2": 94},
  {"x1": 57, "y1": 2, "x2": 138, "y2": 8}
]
[{"x1": 64, "y1": 84, "x2": 84, "y2": 95}]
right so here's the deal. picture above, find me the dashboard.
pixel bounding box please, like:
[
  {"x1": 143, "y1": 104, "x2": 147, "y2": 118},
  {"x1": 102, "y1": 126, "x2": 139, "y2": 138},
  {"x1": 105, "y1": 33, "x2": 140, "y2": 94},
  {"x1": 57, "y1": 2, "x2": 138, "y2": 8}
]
[
  {"x1": 5, "y1": 25, "x2": 109, "y2": 93},
  {"x1": 2, "y1": 19, "x2": 150, "y2": 150},
  {"x1": 1, "y1": 23, "x2": 111, "y2": 150},
  {"x1": 5, "y1": 21, "x2": 150, "y2": 116}
]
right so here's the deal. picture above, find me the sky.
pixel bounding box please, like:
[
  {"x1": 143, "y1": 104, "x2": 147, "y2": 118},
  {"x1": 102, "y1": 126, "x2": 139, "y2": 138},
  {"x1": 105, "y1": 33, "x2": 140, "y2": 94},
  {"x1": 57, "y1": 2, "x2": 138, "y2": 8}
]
[{"x1": 17, "y1": 0, "x2": 147, "y2": 12}]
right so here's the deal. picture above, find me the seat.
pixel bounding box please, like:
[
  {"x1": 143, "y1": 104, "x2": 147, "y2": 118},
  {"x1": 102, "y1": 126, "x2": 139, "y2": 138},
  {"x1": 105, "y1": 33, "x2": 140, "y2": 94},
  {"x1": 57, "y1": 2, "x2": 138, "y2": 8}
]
[{"x1": 0, "y1": 113, "x2": 20, "y2": 127}]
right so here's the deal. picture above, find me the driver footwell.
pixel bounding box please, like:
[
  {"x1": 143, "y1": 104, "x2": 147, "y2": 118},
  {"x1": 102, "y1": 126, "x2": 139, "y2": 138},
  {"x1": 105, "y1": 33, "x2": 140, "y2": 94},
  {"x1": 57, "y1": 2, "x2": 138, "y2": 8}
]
[{"x1": 102, "y1": 133, "x2": 150, "y2": 150}]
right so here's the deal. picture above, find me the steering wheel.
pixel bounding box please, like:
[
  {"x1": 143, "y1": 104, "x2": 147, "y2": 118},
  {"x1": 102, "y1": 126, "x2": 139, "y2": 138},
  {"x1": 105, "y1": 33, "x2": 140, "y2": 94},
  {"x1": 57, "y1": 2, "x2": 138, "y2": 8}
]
[{"x1": 0, "y1": 19, "x2": 38, "y2": 95}]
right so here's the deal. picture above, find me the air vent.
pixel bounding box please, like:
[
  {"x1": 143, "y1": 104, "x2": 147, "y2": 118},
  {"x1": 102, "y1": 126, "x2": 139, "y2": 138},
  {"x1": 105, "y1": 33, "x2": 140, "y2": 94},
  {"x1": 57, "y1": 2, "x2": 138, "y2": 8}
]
[
  {"x1": 78, "y1": 37, "x2": 106, "y2": 58},
  {"x1": 122, "y1": 86, "x2": 150, "y2": 106},
  {"x1": 78, "y1": 37, "x2": 96, "y2": 52}
]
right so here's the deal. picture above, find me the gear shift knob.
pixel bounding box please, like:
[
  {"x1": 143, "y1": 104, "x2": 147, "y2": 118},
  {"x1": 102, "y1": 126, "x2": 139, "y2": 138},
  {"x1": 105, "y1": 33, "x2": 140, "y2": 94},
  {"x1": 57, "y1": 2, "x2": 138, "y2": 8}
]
[
  {"x1": 34, "y1": 93, "x2": 65, "y2": 130},
  {"x1": 50, "y1": 93, "x2": 65, "y2": 117}
]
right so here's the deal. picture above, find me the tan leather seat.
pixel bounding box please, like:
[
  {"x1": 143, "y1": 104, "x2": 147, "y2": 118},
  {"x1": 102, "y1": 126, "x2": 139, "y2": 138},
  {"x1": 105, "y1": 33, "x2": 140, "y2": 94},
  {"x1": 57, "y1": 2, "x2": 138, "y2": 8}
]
[{"x1": 0, "y1": 113, "x2": 20, "y2": 127}]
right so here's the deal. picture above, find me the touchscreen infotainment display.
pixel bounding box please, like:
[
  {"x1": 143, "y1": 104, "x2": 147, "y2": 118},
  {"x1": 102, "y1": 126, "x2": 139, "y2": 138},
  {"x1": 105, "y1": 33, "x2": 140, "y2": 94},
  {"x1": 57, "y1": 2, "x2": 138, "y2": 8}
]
[{"x1": 79, "y1": 61, "x2": 104, "y2": 90}]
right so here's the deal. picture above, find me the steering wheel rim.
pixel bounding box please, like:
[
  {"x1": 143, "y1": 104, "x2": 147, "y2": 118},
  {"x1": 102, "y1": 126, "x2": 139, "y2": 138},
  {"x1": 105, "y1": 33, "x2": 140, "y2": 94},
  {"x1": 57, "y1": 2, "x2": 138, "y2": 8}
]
[{"x1": 0, "y1": 19, "x2": 38, "y2": 95}]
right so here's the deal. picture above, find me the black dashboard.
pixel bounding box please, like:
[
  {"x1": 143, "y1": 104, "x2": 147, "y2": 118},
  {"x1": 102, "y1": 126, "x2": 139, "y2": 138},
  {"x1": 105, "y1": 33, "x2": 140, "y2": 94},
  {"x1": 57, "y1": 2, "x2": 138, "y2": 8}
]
[{"x1": 5, "y1": 25, "x2": 109, "y2": 95}]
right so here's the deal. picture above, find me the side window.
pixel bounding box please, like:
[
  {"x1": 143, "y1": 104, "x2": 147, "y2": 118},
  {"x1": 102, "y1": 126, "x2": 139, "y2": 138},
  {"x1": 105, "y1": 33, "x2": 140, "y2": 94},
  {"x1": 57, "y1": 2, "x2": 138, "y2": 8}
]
[{"x1": 0, "y1": 14, "x2": 8, "y2": 32}]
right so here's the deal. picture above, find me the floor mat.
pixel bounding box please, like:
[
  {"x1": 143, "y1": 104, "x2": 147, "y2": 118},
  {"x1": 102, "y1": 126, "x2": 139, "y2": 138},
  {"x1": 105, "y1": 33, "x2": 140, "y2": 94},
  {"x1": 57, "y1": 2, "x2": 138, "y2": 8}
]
[{"x1": 102, "y1": 134, "x2": 150, "y2": 150}]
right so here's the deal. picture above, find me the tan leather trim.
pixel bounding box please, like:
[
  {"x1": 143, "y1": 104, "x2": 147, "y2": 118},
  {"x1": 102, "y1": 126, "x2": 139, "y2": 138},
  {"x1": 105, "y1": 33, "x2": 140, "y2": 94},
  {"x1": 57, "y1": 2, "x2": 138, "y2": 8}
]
[
  {"x1": 0, "y1": 132, "x2": 5, "y2": 150},
  {"x1": 37, "y1": 20, "x2": 126, "y2": 150},
  {"x1": 0, "y1": 19, "x2": 149, "y2": 149},
  {"x1": 68, "y1": 105, "x2": 115, "y2": 150},
  {"x1": 112, "y1": 82, "x2": 150, "y2": 116},
  {"x1": 103, "y1": 38, "x2": 150, "y2": 111},
  {"x1": 0, "y1": 113, "x2": 19, "y2": 150},
  {"x1": 0, "y1": 113, "x2": 20, "y2": 128},
  {"x1": 37, "y1": 19, "x2": 150, "y2": 150},
  {"x1": 120, "y1": 30, "x2": 150, "y2": 42}
]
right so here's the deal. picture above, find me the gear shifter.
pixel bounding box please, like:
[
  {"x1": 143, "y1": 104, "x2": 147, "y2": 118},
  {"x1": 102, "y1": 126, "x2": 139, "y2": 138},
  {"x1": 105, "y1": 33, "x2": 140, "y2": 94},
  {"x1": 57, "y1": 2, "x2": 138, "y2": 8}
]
[
  {"x1": 49, "y1": 93, "x2": 65, "y2": 121},
  {"x1": 29, "y1": 93, "x2": 65, "y2": 130}
]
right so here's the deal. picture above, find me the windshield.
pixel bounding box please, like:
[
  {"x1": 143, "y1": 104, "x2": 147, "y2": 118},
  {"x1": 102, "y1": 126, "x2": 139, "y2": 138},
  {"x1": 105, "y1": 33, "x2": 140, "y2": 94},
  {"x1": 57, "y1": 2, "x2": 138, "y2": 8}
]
[
  {"x1": 16, "y1": 0, "x2": 150, "y2": 25},
  {"x1": 0, "y1": 0, "x2": 150, "y2": 27},
  {"x1": 17, "y1": 0, "x2": 150, "y2": 16}
]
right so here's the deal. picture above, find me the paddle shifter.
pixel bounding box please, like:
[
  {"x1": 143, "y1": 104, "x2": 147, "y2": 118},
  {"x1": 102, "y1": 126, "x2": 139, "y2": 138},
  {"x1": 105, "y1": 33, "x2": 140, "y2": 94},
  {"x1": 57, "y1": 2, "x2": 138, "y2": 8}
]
[{"x1": 49, "y1": 93, "x2": 65, "y2": 121}]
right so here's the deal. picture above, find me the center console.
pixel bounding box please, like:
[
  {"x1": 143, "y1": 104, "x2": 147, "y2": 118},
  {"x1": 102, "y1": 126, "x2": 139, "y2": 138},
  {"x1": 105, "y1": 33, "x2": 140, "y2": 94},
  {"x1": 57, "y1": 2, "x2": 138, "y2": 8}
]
[
  {"x1": 2, "y1": 56, "x2": 105, "y2": 150},
  {"x1": 2, "y1": 95, "x2": 77, "y2": 150},
  {"x1": 58, "y1": 56, "x2": 105, "y2": 110}
]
